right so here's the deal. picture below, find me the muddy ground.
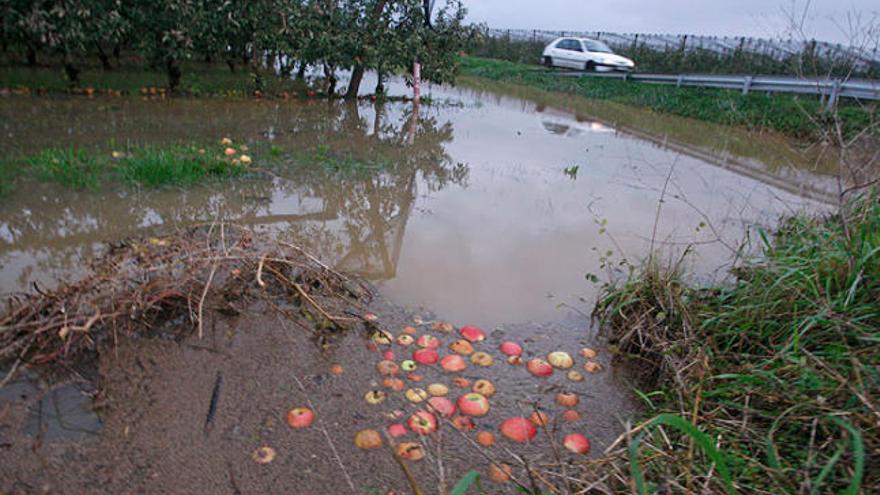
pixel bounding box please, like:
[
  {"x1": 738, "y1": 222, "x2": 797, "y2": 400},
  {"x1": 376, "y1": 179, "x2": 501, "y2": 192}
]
[{"x1": 0, "y1": 294, "x2": 633, "y2": 494}]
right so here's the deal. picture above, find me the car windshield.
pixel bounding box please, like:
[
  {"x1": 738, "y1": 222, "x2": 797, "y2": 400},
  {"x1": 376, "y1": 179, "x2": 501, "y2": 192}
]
[{"x1": 583, "y1": 40, "x2": 612, "y2": 53}]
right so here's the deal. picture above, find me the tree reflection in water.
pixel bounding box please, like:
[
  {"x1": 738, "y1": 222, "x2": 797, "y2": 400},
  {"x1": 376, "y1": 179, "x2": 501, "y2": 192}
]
[{"x1": 0, "y1": 100, "x2": 469, "y2": 291}]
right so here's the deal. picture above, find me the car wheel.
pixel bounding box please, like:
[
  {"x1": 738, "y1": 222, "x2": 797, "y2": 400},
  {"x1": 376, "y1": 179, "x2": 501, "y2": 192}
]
[
  {"x1": 585, "y1": 61, "x2": 596, "y2": 72},
  {"x1": 543, "y1": 56, "x2": 553, "y2": 69}
]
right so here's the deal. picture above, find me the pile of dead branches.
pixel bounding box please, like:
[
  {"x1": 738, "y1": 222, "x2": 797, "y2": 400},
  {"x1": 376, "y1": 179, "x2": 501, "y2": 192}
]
[{"x1": 0, "y1": 223, "x2": 372, "y2": 386}]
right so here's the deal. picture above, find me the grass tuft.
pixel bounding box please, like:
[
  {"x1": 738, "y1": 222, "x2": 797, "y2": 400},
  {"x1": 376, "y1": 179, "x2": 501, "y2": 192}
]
[
  {"x1": 117, "y1": 147, "x2": 245, "y2": 187},
  {"x1": 592, "y1": 193, "x2": 880, "y2": 493},
  {"x1": 29, "y1": 147, "x2": 104, "y2": 189}
]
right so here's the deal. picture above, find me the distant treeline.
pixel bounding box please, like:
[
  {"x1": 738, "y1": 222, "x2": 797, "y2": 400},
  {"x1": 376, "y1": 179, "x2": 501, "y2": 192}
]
[
  {"x1": 469, "y1": 29, "x2": 880, "y2": 79},
  {"x1": 0, "y1": 1, "x2": 470, "y2": 98}
]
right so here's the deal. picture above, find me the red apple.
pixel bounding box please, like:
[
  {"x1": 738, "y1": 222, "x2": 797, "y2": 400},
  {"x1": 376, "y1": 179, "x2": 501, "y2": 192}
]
[
  {"x1": 499, "y1": 341, "x2": 523, "y2": 356},
  {"x1": 457, "y1": 393, "x2": 490, "y2": 417},
  {"x1": 416, "y1": 334, "x2": 440, "y2": 349},
  {"x1": 440, "y1": 354, "x2": 467, "y2": 372},
  {"x1": 529, "y1": 411, "x2": 550, "y2": 427},
  {"x1": 476, "y1": 431, "x2": 496, "y2": 447},
  {"x1": 376, "y1": 360, "x2": 399, "y2": 376},
  {"x1": 563, "y1": 433, "x2": 591, "y2": 455},
  {"x1": 449, "y1": 339, "x2": 474, "y2": 355},
  {"x1": 451, "y1": 415, "x2": 476, "y2": 431},
  {"x1": 562, "y1": 410, "x2": 582, "y2": 423},
  {"x1": 500, "y1": 417, "x2": 537, "y2": 443},
  {"x1": 387, "y1": 423, "x2": 408, "y2": 438},
  {"x1": 383, "y1": 350, "x2": 395, "y2": 361},
  {"x1": 459, "y1": 325, "x2": 486, "y2": 342},
  {"x1": 427, "y1": 396, "x2": 456, "y2": 417},
  {"x1": 556, "y1": 392, "x2": 579, "y2": 407},
  {"x1": 286, "y1": 407, "x2": 314, "y2": 429},
  {"x1": 527, "y1": 358, "x2": 553, "y2": 377},
  {"x1": 396, "y1": 442, "x2": 425, "y2": 461},
  {"x1": 408, "y1": 410, "x2": 438, "y2": 435},
  {"x1": 413, "y1": 348, "x2": 439, "y2": 365}
]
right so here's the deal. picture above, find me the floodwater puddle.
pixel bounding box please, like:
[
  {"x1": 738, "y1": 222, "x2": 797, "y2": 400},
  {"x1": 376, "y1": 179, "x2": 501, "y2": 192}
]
[{"x1": 0, "y1": 74, "x2": 840, "y2": 492}]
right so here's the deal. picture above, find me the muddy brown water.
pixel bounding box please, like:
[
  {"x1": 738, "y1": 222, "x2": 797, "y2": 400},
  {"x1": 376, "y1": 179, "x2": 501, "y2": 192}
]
[{"x1": 0, "y1": 74, "x2": 839, "y2": 493}]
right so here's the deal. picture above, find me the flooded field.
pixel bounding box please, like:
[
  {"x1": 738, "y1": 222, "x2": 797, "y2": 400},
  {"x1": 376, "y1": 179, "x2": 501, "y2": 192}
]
[{"x1": 0, "y1": 75, "x2": 841, "y2": 492}]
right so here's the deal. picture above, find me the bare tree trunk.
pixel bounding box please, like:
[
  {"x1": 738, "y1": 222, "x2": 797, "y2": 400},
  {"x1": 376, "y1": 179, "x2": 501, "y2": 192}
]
[
  {"x1": 63, "y1": 52, "x2": 80, "y2": 86},
  {"x1": 166, "y1": 57, "x2": 182, "y2": 91},
  {"x1": 26, "y1": 45, "x2": 37, "y2": 66},
  {"x1": 375, "y1": 66, "x2": 385, "y2": 95},
  {"x1": 296, "y1": 62, "x2": 307, "y2": 80},
  {"x1": 345, "y1": 0, "x2": 387, "y2": 100},
  {"x1": 324, "y1": 64, "x2": 337, "y2": 96},
  {"x1": 96, "y1": 45, "x2": 112, "y2": 70}
]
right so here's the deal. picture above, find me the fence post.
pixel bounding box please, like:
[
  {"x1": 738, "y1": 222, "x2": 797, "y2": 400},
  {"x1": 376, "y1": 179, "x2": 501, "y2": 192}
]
[
  {"x1": 676, "y1": 75, "x2": 683, "y2": 88},
  {"x1": 742, "y1": 75, "x2": 753, "y2": 95},
  {"x1": 826, "y1": 78, "x2": 841, "y2": 111}
]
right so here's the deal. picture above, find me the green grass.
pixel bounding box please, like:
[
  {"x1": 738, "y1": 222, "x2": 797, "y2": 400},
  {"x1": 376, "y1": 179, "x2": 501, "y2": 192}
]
[
  {"x1": 1, "y1": 144, "x2": 252, "y2": 193},
  {"x1": 117, "y1": 147, "x2": 246, "y2": 187},
  {"x1": 29, "y1": 147, "x2": 104, "y2": 189},
  {"x1": 0, "y1": 61, "x2": 309, "y2": 97},
  {"x1": 591, "y1": 193, "x2": 880, "y2": 493},
  {"x1": 459, "y1": 56, "x2": 877, "y2": 140}
]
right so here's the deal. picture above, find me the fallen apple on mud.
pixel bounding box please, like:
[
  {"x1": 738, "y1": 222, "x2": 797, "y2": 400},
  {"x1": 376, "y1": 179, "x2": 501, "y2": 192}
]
[
  {"x1": 427, "y1": 396, "x2": 456, "y2": 417},
  {"x1": 416, "y1": 334, "x2": 440, "y2": 349},
  {"x1": 407, "y1": 372, "x2": 423, "y2": 382},
  {"x1": 529, "y1": 411, "x2": 550, "y2": 427},
  {"x1": 488, "y1": 463, "x2": 512, "y2": 483},
  {"x1": 413, "y1": 348, "x2": 439, "y2": 364},
  {"x1": 472, "y1": 379, "x2": 496, "y2": 397},
  {"x1": 396, "y1": 334, "x2": 414, "y2": 346},
  {"x1": 527, "y1": 358, "x2": 553, "y2": 377},
  {"x1": 440, "y1": 354, "x2": 467, "y2": 372},
  {"x1": 432, "y1": 321, "x2": 454, "y2": 333},
  {"x1": 470, "y1": 352, "x2": 494, "y2": 366},
  {"x1": 567, "y1": 370, "x2": 584, "y2": 382},
  {"x1": 402, "y1": 326, "x2": 417, "y2": 335},
  {"x1": 583, "y1": 361, "x2": 602, "y2": 374},
  {"x1": 371, "y1": 330, "x2": 393, "y2": 345},
  {"x1": 452, "y1": 377, "x2": 471, "y2": 388},
  {"x1": 401, "y1": 359, "x2": 417, "y2": 371},
  {"x1": 547, "y1": 351, "x2": 574, "y2": 369},
  {"x1": 449, "y1": 339, "x2": 474, "y2": 355},
  {"x1": 354, "y1": 429, "x2": 383, "y2": 449},
  {"x1": 499, "y1": 341, "x2": 523, "y2": 356},
  {"x1": 500, "y1": 417, "x2": 537, "y2": 442},
  {"x1": 286, "y1": 407, "x2": 315, "y2": 429},
  {"x1": 387, "y1": 423, "x2": 408, "y2": 438},
  {"x1": 563, "y1": 433, "x2": 591, "y2": 455},
  {"x1": 252, "y1": 446, "x2": 276, "y2": 464},
  {"x1": 382, "y1": 350, "x2": 395, "y2": 361},
  {"x1": 383, "y1": 377, "x2": 405, "y2": 391},
  {"x1": 580, "y1": 347, "x2": 598, "y2": 359},
  {"x1": 427, "y1": 383, "x2": 449, "y2": 396},
  {"x1": 376, "y1": 360, "x2": 399, "y2": 376},
  {"x1": 408, "y1": 410, "x2": 439, "y2": 435},
  {"x1": 405, "y1": 388, "x2": 428, "y2": 403},
  {"x1": 396, "y1": 442, "x2": 425, "y2": 461},
  {"x1": 459, "y1": 325, "x2": 486, "y2": 342},
  {"x1": 364, "y1": 390, "x2": 386, "y2": 405},
  {"x1": 476, "y1": 431, "x2": 496, "y2": 447},
  {"x1": 562, "y1": 409, "x2": 582, "y2": 422},
  {"x1": 507, "y1": 355, "x2": 523, "y2": 365},
  {"x1": 556, "y1": 392, "x2": 579, "y2": 407},
  {"x1": 451, "y1": 415, "x2": 476, "y2": 431},
  {"x1": 457, "y1": 393, "x2": 490, "y2": 416},
  {"x1": 329, "y1": 364, "x2": 344, "y2": 376}
]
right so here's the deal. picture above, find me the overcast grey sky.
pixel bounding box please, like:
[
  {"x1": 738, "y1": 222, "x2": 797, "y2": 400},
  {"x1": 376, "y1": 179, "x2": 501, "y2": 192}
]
[{"x1": 464, "y1": 0, "x2": 878, "y2": 45}]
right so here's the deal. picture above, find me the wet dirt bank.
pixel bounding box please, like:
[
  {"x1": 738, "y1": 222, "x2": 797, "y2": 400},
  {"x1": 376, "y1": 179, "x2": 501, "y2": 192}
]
[{"x1": 1, "y1": 298, "x2": 632, "y2": 494}]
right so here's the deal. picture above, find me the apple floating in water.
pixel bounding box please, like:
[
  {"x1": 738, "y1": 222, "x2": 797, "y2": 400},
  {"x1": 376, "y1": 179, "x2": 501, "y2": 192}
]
[
  {"x1": 499, "y1": 341, "x2": 523, "y2": 356},
  {"x1": 459, "y1": 325, "x2": 486, "y2": 342},
  {"x1": 408, "y1": 410, "x2": 438, "y2": 435},
  {"x1": 329, "y1": 364, "x2": 344, "y2": 376},
  {"x1": 405, "y1": 388, "x2": 428, "y2": 403},
  {"x1": 567, "y1": 370, "x2": 584, "y2": 382},
  {"x1": 427, "y1": 396, "x2": 456, "y2": 417},
  {"x1": 440, "y1": 354, "x2": 467, "y2": 372},
  {"x1": 427, "y1": 383, "x2": 449, "y2": 396},
  {"x1": 407, "y1": 372, "x2": 423, "y2": 382},
  {"x1": 562, "y1": 410, "x2": 582, "y2": 423},
  {"x1": 563, "y1": 433, "x2": 591, "y2": 455},
  {"x1": 401, "y1": 359, "x2": 417, "y2": 371},
  {"x1": 583, "y1": 361, "x2": 602, "y2": 374},
  {"x1": 529, "y1": 411, "x2": 550, "y2": 427},
  {"x1": 457, "y1": 393, "x2": 490, "y2": 417},
  {"x1": 432, "y1": 321, "x2": 455, "y2": 333},
  {"x1": 527, "y1": 358, "x2": 553, "y2": 377},
  {"x1": 396, "y1": 334, "x2": 414, "y2": 346},
  {"x1": 387, "y1": 423, "x2": 408, "y2": 438},
  {"x1": 364, "y1": 390, "x2": 386, "y2": 405},
  {"x1": 500, "y1": 417, "x2": 537, "y2": 443},
  {"x1": 580, "y1": 347, "x2": 598, "y2": 359},
  {"x1": 547, "y1": 351, "x2": 574, "y2": 369},
  {"x1": 402, "y1": 326, "x2": 417, "y2": 335},
  {"x1": 383, "y1": 350, "x2": 395, "y2": 361},
  {"x1": 413, "y1": 348, "x2": 439, "y2": 365},
  {"x1": 286, "y1": 407, "x2": 315, "y2": 429},
  {"x1": 354, "y1": 429, "x2": 384, "y2": 449},
  {"x1": 451, "y1": 415, "x2": 476, "y2": 431},
  {"x1": 383, "y1": 377, "x2": 405, "y2": 391},
  {"x1": 452, "y1": 377, "x2": 471, "y2": 388},
  {"x1": 507, "y1": 355, "x2": 523, "y2": 365}
]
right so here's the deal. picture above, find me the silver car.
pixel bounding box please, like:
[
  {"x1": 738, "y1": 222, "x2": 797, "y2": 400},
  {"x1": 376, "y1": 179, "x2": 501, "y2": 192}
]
[{"x1": 542, "y1": 37, "x2": 635, "y2": 72}]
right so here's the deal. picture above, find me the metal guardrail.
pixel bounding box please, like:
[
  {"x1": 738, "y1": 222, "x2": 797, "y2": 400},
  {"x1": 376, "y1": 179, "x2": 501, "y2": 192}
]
[{"x1": 553, "y1": 70, "x2": 880, "y2": 109}]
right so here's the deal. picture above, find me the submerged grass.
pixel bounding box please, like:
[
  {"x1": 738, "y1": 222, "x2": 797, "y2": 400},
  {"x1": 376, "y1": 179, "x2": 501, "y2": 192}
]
[
  {"x1": 591, "y1": 193, "x2": 880, "y2": 493},
  {"x1": 459, "y1": 57, "x2": 878, "y2": 140},
  {"x1": 2, "y1": 144, "x2": 251, "y2": 193}
]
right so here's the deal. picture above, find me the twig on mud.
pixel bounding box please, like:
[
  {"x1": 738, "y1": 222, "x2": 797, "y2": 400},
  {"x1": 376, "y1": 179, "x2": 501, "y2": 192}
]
[
  {"x1": 203, "y1": 371, "x2": 223, "y2": 436},
  {"x1": 291, "y1": 374, "x2": 357, "y2": 494},
  {"x1": 256, "y1": 253, "x2": 267, "y2": 288},
  {"x1": 384, "y1": 431, "x2": 425, "y2": 495},
  {"x1": 197, "y1": 262, "x2": 218, "y2": 339}
]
